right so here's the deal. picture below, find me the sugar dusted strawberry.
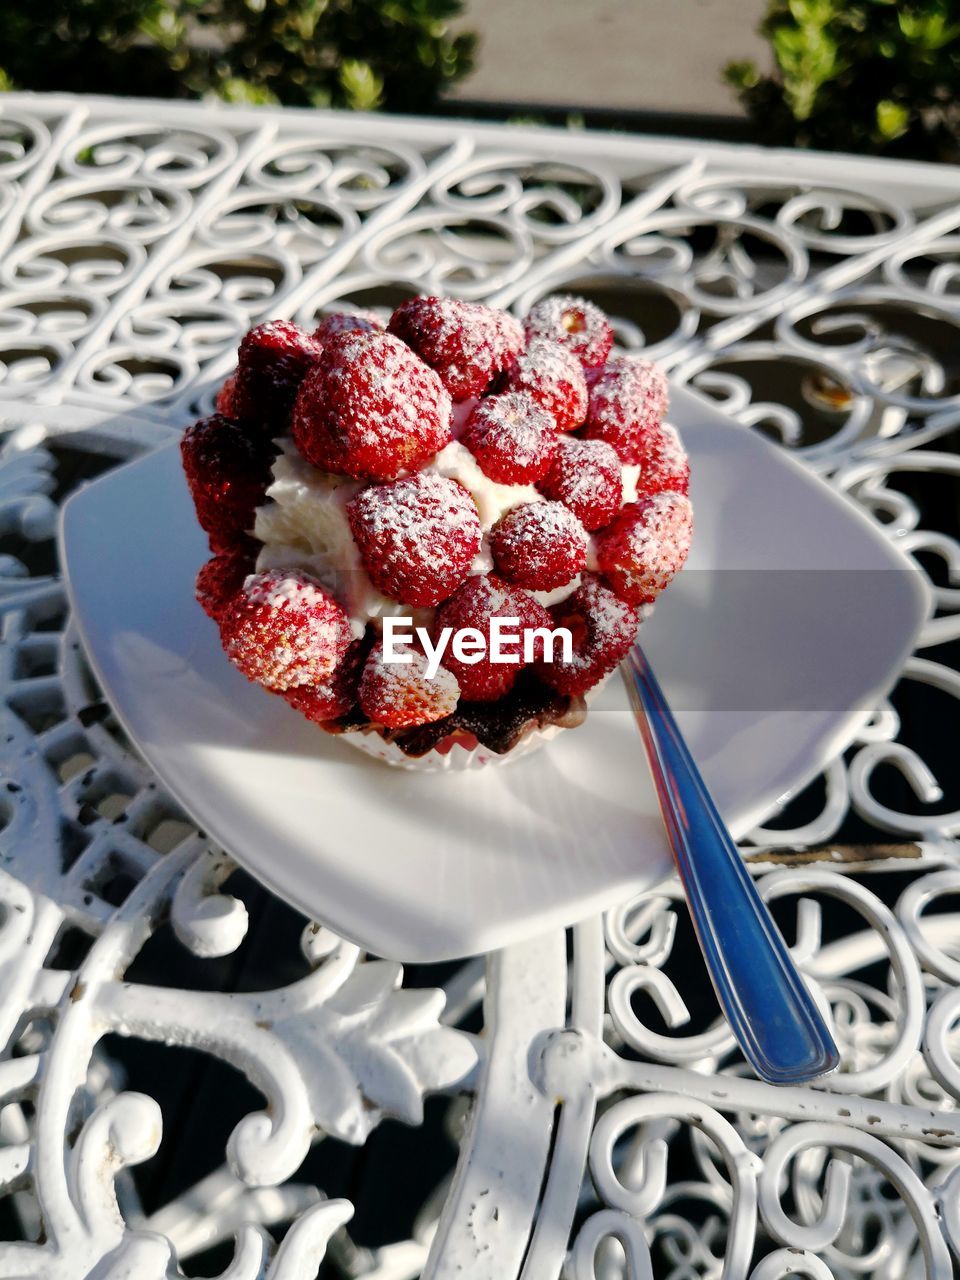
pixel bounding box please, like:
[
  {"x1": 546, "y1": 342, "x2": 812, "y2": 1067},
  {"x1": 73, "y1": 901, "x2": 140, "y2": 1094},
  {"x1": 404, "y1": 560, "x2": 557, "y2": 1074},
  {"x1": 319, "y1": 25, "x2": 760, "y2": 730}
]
[
  {"x1": 292, "y1": 330, "x2": 452, "y2": 480},
  {"x1": 460, "y1": 392, "x2": 558, "y2": 485},
  {"x1": 538, "y1": 573, "x2": 639, "y2": 696},
  {"x1": 313, "y1": 309, "x2": 383, "y2": 343},
  {"x1": 523, "y1": 294, "x2": 613, "y2": 369},
  {"x1": 583, "y1": 357, "x2": 669, "y2": 464},
  {"x1": 434, "y1": 574, "x2": 551, "y2": 702},
  {"x1": 181, "y1": 414, "x2": 276, "y2": 552},
  {"x1": 220, "y1": 569, "x2": 353, "y2": 691},
  {"x1": 489, "y1": 500, "x2": 588, "y2": 592},
  {"x1": 538, "y1": 436, "x2": 622, "y2": 531},
  {"x1": 358, "y1": 642, "x2": 460, "y2": 729},
  {"x1": 196, "y1": 549, "x2": 254, "y2": 622},
  {"x1": 595, "y1": 492, "x2": 693, "y2": 605},
  {"x1": 630, "y1": 420, "x2": 690, "y2": 500},
  {"x1": 282, "y1": 637, "x2": 367, "y2": 723},
  {"x1": 388, "y1": 296, "x2": 523, "y2": 401},
  {"x1": 230, "y1": 320, "x2": 324, "y2": 431},
  {"x1": 347, "y1": 473, "x2": 481, "y2": 607},
  {"x1": 501, "y1": 337, "x2": 588, "y2": 431}
]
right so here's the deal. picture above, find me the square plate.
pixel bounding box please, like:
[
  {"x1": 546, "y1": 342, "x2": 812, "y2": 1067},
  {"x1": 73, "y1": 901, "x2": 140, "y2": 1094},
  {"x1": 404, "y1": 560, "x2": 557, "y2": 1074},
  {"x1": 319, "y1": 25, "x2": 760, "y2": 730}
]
[{"x1": 60, "y1": 386, "x2": 929, "y2": 961}]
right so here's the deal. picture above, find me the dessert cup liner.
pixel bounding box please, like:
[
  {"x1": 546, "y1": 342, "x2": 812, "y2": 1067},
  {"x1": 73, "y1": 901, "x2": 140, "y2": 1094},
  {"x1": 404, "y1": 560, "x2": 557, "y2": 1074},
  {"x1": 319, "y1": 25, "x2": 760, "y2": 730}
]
[
  {"x1": 339, "y1": 721, "x2": 564, "y2": 771},
  {"x1": 337, "y1": 676, "x2": 611, "y2": 772}
]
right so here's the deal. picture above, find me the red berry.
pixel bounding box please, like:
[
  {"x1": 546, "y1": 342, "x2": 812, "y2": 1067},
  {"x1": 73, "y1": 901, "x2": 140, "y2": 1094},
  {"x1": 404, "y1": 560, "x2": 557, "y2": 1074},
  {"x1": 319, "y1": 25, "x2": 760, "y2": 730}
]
[
  {"x1": 433, "y1": 574, "x2": 551, "y2": 702},
  {"x1": 630, "y1": 420, "x2": 690, "y2": 500},
  {"x1": 523, "y1": 294, "x2": 613, "y2": 369},
  {"x1": 215, "y1": 374, "x2": 237, "y2": 417},
  {"x1": 282, "y1": 637, "x2": 367, "y2": 723},
  {"x1": 220, "y1": 569, "x2": 353, "y2": 691},
  {"x1": 489, "y1": 501, "x2": 588, "y2": 592},
  {"x1": 501, "y1": 337, "x2": 588, "y2": 431},
  {"x1": 388, "y1": 296, "x2": 523, "y2": 401},
  {"x1": 538, "y1": 436, "x2": 623, "y2": 531},
  {"x1": 595, "y1": 492, "x2": 693, "y2": 606},
  {"x1": 196, "y1": 549, "x2": 254, "y2": 622},
  {"x1": 230, "y1": 320, "x2": 324, "y2": 431},
  {"x1": 460, "y1": 392, "x2": 558, "y2": 485},
  {"x1": 181, "y1": 414, "x2": 276, "y2": 552},
  {"x1": 537, "y1": 573, "x2": 639, "y2": 696},
  {"x1": 347, "y1": 473, "x2": 481, "y2": 607},
  {"x1": 582, "y1": 357, "x2": 669, "y2": 464},
  {"x1": 292, "y1": 330, "x2": 452, "y2": 481},
  {"x1": 313, "y1": 309, "x2": 383, "y2": 343},
  {"x1": 358, "y1": 642, "x2": 460, "y2": 729}
]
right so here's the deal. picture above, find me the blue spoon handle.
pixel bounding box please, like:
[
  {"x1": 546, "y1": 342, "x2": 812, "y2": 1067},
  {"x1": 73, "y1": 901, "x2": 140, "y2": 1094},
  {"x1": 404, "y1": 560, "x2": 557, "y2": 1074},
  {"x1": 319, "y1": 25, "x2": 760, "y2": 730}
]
[{"x1": 621, "y1": 645, "x2": 839, "y2": 1085}]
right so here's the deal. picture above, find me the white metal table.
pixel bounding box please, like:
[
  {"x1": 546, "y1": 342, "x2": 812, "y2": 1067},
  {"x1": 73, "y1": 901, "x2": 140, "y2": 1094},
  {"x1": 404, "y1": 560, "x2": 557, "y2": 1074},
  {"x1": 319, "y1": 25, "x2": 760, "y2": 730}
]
[{"x1": 0, "y1": 92, "x2": 959, "y2": 1279}]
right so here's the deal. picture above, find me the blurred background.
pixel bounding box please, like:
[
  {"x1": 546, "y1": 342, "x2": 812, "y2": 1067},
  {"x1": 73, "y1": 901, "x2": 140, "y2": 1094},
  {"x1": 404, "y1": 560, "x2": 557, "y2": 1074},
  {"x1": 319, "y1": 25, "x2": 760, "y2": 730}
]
[{"x1": 3, "y1": 0, "x2": 959, "y2": 161}]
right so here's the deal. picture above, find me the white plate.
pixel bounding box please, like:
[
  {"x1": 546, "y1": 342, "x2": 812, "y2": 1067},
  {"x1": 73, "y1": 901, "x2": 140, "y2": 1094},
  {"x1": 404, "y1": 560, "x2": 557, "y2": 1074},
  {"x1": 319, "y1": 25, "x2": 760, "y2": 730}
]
[{"x1": 60, "y1": 387, "x2": 929, "y2": 961}]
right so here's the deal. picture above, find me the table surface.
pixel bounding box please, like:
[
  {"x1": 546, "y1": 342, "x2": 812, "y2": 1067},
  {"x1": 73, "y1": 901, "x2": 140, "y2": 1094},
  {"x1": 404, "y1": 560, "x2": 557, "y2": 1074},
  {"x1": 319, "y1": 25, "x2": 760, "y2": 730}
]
[{"x1": 0, "y1": 92, "x2": 958, "y2": 1280}]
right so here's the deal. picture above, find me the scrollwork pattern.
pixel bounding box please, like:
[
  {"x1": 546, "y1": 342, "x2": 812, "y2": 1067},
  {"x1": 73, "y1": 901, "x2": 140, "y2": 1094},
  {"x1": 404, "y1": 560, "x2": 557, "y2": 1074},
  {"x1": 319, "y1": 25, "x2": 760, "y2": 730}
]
[{"x1": 1, "y1": 94, "x2": 960, "y2": 1279}]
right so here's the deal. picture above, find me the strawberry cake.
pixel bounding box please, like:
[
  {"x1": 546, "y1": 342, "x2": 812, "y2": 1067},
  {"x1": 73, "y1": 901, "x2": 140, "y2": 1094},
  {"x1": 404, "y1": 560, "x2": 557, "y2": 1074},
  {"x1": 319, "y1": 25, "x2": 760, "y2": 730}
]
[{"x1": 182, "y1": 295, "x2": 692, "y2": 769}]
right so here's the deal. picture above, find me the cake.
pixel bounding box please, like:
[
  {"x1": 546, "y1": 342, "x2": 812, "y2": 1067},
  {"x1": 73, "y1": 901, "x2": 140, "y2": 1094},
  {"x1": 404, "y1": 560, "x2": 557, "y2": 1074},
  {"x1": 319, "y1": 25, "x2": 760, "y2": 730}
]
[{"x1": 181, "y1": 294, "x2": 692, "y2": 769}]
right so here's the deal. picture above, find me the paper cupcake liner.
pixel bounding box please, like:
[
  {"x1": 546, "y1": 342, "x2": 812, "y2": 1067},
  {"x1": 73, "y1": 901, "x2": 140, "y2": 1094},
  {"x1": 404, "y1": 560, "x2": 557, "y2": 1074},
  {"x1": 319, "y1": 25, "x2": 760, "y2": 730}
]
[
  {"x1": 338, "y1": 675, "x2": 611, "y2": 771},
  {"x1": 339, "y1": 723, "x2": 564, "y2": 771}
]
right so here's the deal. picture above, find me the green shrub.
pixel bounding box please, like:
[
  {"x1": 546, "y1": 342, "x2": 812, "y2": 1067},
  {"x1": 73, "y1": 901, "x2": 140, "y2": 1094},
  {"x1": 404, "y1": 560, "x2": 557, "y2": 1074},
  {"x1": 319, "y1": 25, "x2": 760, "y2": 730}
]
[
  {"x1": 0, "y1": 0, "x2": 476, "y2": 113},
  {"x1": 725, "y1": 0, "x2": 960, "y2": 160}
]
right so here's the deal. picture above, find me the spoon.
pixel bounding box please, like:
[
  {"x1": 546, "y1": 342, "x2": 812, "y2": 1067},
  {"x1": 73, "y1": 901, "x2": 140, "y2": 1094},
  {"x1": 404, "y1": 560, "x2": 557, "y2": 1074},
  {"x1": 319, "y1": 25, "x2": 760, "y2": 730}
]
[{"x1": 621, "y1": 644, "x2": 840, "y2": 1085}]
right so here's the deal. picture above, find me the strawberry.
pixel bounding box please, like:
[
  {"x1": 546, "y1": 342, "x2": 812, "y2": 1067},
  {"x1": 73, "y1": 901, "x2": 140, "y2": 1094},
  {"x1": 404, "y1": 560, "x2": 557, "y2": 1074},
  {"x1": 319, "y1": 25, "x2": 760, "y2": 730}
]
[
  {"x1": 219, "y1": 569, "x2": 353, "y2": 691},
  {"x1": 347, "y1": 473, "x2": 481, "y2": 607},
  {"x1": 292, "y1": 330, "x2": 452, "y2": 480},
  {"x1": 582, "y1": 357, "x2": 669, "y2": 464},
  {"x1": 523, "y1": 294, "x2": 613, "y2": 369},
  {"x1": 537, "y1": 573, "x2": 639, "y2": 695},
  {"x1": 500, "y1": 337, "x2": 588, "y2": 431},
  {"x1": 358, "y1": 642, "x2": 460, "y2": 729},
  {"x1": 195, "y1": 549, "x2": 254, "y2": 622},
  {"x1": 489, "y1": 501, "x2": 588, "y2": 591},
  {"x1": 538, "y1": 435, "x2": 623, "y2": 530},
  {"x1": 388, "y1": 296, "x2": 524, "y2": 401},
  {"x1": 460, "y1": 392, "x2": 558, "y2": 484},
  {"x1": 433, "y1": 574, "x2": 552, "y2": 702},
  {"x1": 181, "y1": 413, "x2": 275, "y2": 552},
  {"x1": 595, "y1": 492, "x2": 693, "y2": 605},
  {"x1": 313, "y1": 309, "x2": 383, "y2": 343},
  {"x1": 230, "y1": 320, "x2": 324, "y2": 431}
]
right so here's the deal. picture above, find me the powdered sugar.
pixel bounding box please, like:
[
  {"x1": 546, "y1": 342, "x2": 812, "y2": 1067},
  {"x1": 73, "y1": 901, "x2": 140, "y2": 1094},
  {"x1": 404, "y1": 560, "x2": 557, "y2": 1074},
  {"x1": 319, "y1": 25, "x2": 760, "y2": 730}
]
[
  {"x1": 291, "y1": 329, "x2": 452, "y2": 479},
  {"x1": 388, "y1": 297, "x2": 524, "y2": 401},
  {"x1": 503, "y1": 336, "x2": 588, "y2": 431},
  {"x1": 538, "y1": 573, "x2": 639, "y2": 696},
  {"x1": 222, "y1": 568, "x2": 353, "y2": 690},
  {"x1": 539, "y1": 435, "x2": 622, "y2": 530},
  {"x1": 583, "y1": 356, "x2": 670, "y2": 464},
  {"x1": 490, "y1": 500, "x2": 588, "y2": 591},
  {"x1": 595, "y1": 491, "x2": 693, "y2": 605},
  {"x1": 348, "y1": 473, "x2": 482, "y2": 607},
  {"x1": 461, "y1": 392, "x2": 558, "y2": 484},
  {"x1": 523, "y1": 294, "x2": 614, "y2": 369},
  {"x1": 358, "y1": 643, "x2": 460, "y2": 728}
]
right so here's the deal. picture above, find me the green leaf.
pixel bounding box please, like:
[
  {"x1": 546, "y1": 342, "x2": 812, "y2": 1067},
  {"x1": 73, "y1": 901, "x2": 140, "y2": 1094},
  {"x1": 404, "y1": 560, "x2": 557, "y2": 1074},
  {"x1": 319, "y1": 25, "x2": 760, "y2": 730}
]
[
  {"x1": 724, "y1": 58, "x2": 760, "y2": 89},
  {"x1": 876, "y1": 97, "x2": 910, "y2": 137},
  {"x1": 339, "y1": 59, "x2": 384, "y2": 111},
  {"x1": 214, "y1": 77, "x2": 279, "y2": 106}
]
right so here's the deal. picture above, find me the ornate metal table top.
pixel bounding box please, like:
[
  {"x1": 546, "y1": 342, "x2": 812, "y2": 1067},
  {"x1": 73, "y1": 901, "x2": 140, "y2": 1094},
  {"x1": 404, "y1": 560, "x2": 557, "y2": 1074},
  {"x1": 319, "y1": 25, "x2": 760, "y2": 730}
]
[{"x1": 0, "y1": 92, "x2": 958, "y2": 1279}]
